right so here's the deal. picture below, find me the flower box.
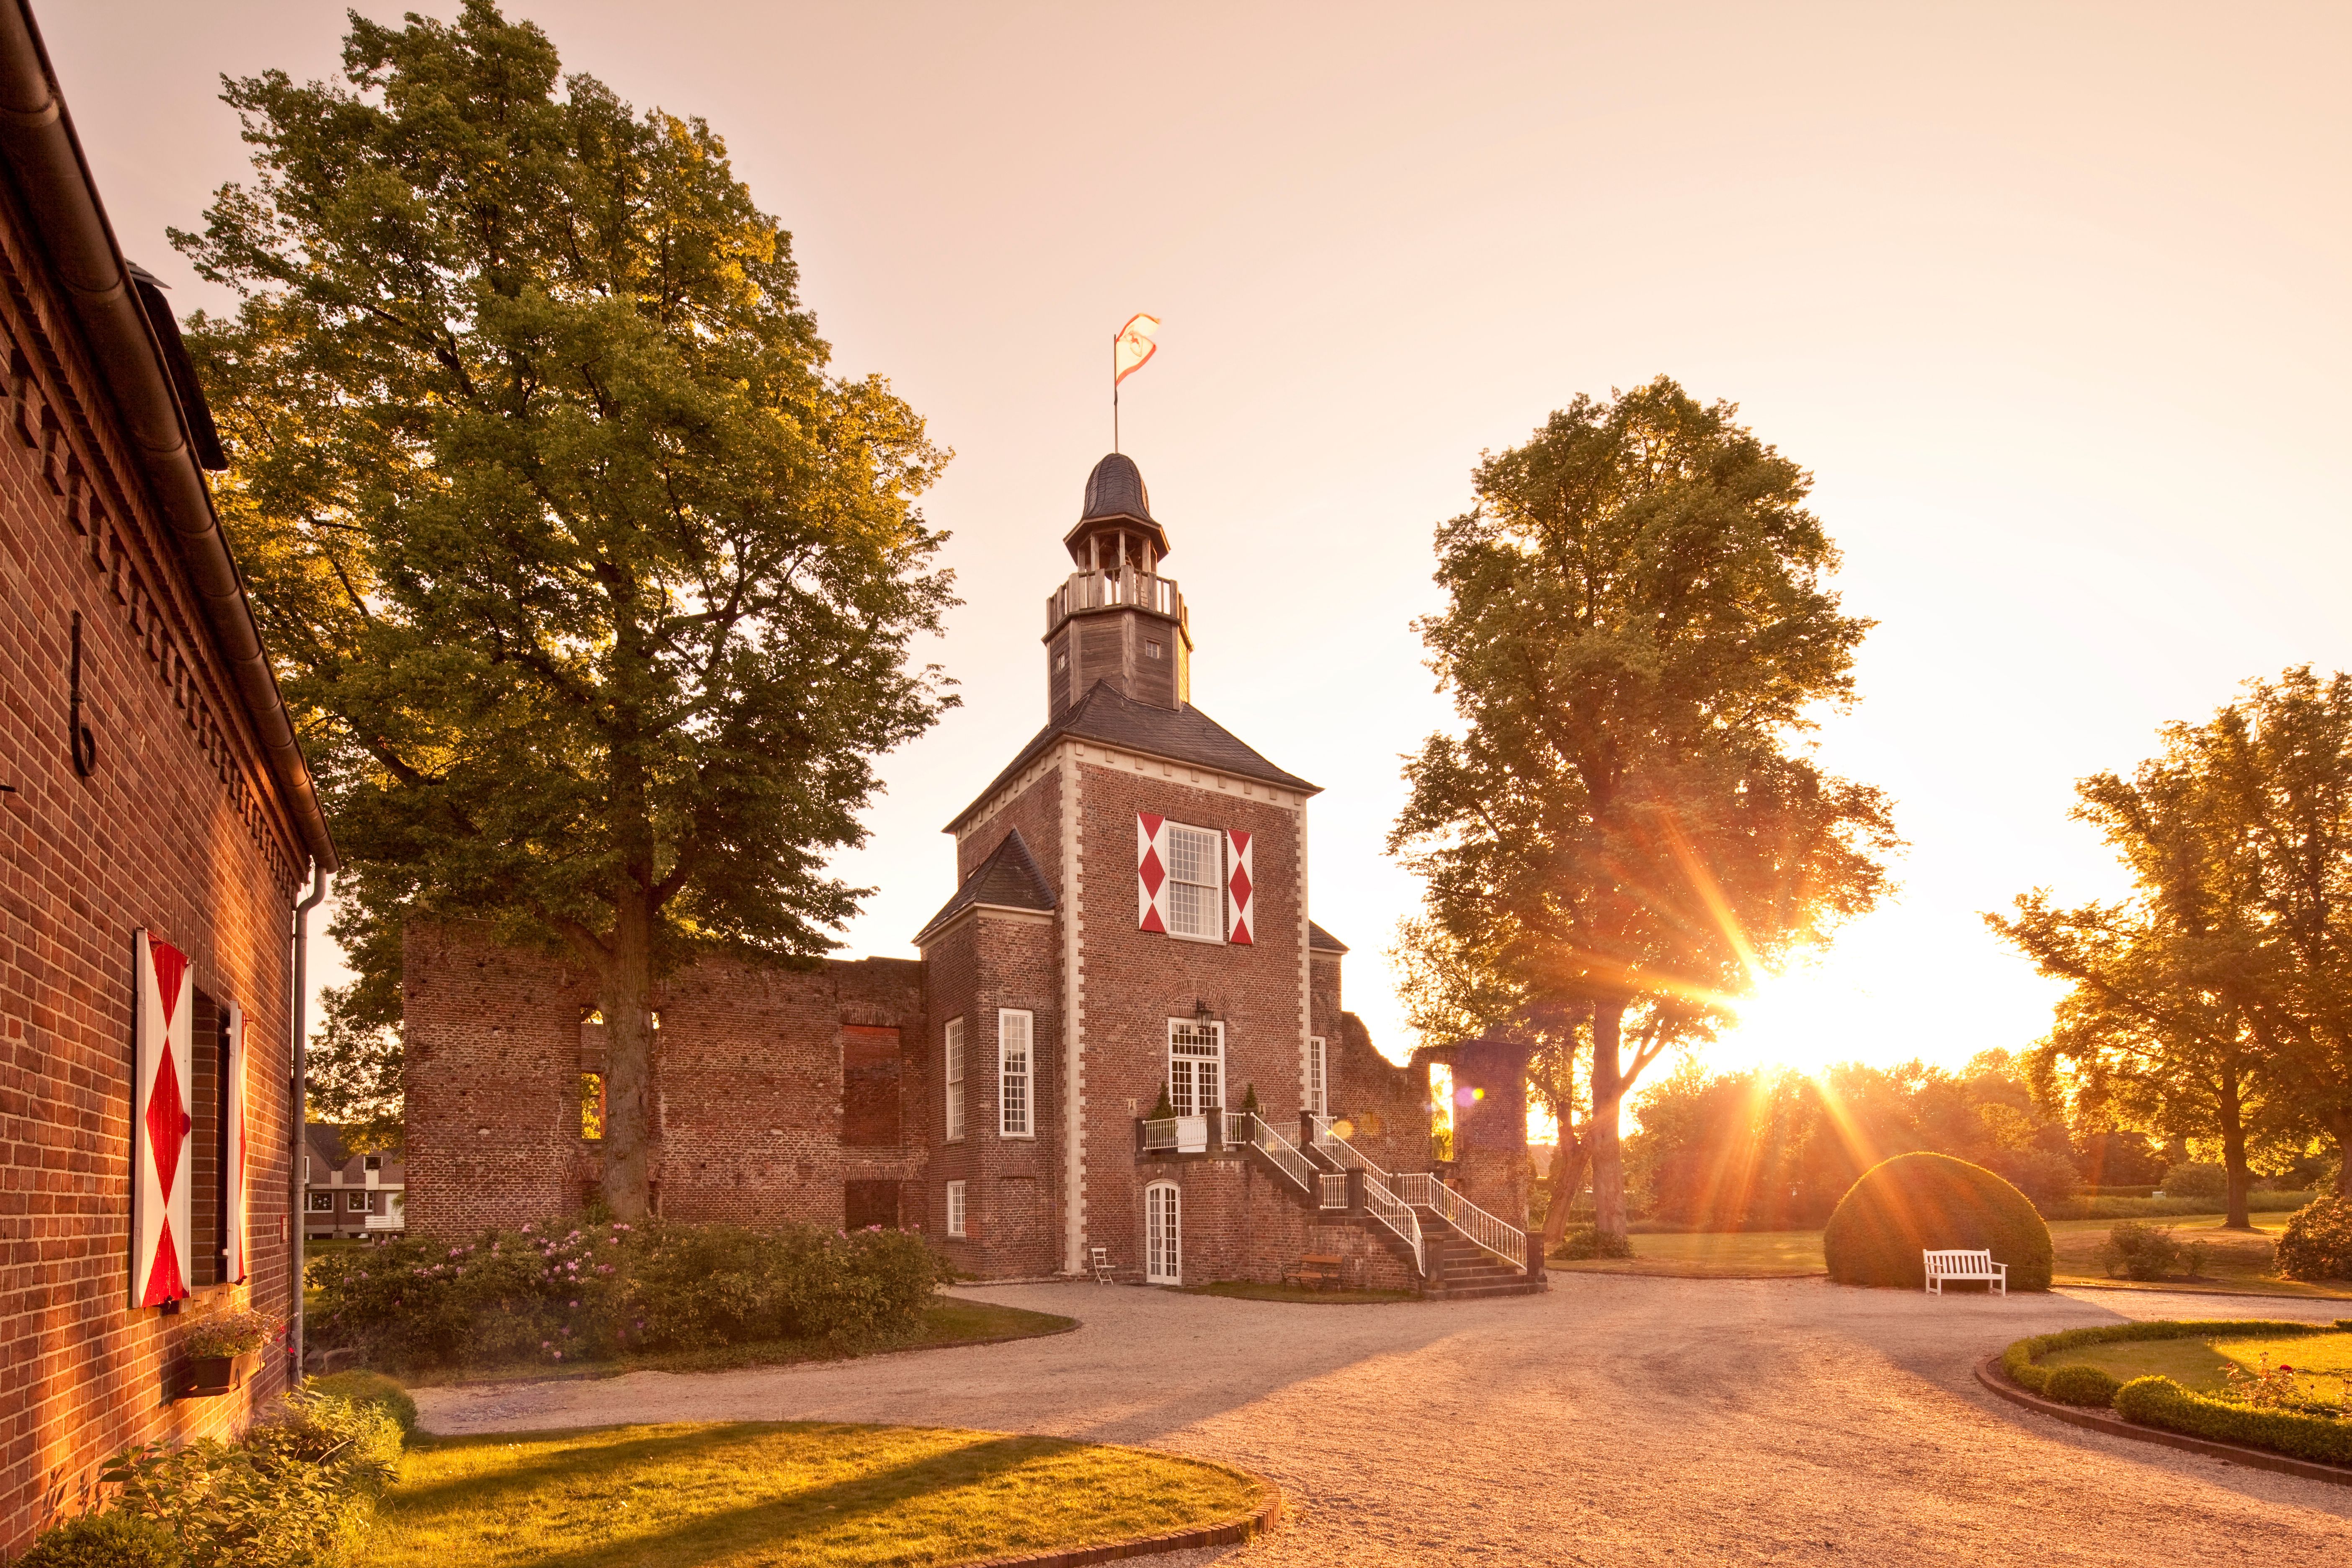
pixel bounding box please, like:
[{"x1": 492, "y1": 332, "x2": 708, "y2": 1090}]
[{"x1": 183, "y1": 1354, "x2": 241, "y2": 1399}]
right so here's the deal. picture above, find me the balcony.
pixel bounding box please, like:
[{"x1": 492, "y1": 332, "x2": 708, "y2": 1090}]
[{"x1": 1046, "y1": 566, "x2": 1186, "y2": 637}]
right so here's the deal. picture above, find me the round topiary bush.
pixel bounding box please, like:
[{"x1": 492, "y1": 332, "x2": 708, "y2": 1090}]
[
  {"x1": 1823, "y1": 1151, "x2": 2053, "y2": 1291},
  {"x1": 2041, "y1": 1363, "x2": 2121, "y2": 1408},
  {"x1": 2275, "y1": 1195, "x2": 2352, "y2": 1282},
  {"x1": 17, "y1": 1510, "x2": 181, "y2": 1568}
]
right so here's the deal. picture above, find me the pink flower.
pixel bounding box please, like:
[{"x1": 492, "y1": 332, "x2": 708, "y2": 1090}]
[{"x1": 569, "y1": 1300, "x2": 579, "y2": 1309}]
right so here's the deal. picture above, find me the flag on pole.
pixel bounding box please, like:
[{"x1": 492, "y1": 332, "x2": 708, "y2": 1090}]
[{"x1": 1113, "y1": 313, "x2": 1161, "y2": 384}]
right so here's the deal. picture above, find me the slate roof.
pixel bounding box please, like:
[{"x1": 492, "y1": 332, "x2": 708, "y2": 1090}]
[
  {"x1": 1308, "y1": 921, "x2": 1349, "y2": 954},
  {"x1": 947, "y1": 681, "x2": 1320, "y2": 832},
  {"x1": 915, "y1": 827, "x2": 1056, "y2": 943},
  {"x1": 1082, "y1": 452, "x2": 1153, "y2": 522}
]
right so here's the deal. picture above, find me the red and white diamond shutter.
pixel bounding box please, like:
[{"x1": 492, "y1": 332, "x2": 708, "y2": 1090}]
[
  {"x1": 1225, "y1": 829, "x2": 1255, "y2": 944},
  {"x1": 223, "y1": 998, "x2": 249, "y2": 1285},
  {"x1": 131, "y1": 931, "x2": 193, "y2": 1308},
  {"x1": 1137, "y1": 812, "x2": 1170, "y2": 933}
]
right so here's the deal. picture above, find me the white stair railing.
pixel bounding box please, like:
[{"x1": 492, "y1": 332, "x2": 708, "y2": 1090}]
[
  {"x1": 1309, "y1": 1114, "x2": 1393, "y2": 1180},
  {"x1": 1394, "y1": 1172, "x2": 1526, "y2": 1271},
  {"x1": 1359, "y1": 1172, "x2": 1424, "y2": 1275},
  {"x1": 1232, "y1": 1113, "x2": 1318, "y2": 1195},
  {"x1": 1318, "y1": 1173, "x2": 1350, "y2": 1210}
]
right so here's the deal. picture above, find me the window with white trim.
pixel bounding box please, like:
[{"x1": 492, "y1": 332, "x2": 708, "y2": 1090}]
[
  {"x1": 999, "y1": 1009, "x2": 1034, "y2": 1137},
  {"x1": 307, "y1": 1192, "x2": 333, "y2": 1213},
  {"x1": 1146, "y1": 1180, "x2": 1181, "y2": 1283},
  {"x1": 944, "y1": 1018, "x2": 966, "y2": 1141},
  {"x1": 946, "y1": 1181, "x2": 967, "y2": 1238},
  {"x1": 1163, "y1": 823, "x2": 1221, "y2": 940},
  {"x1": 1167, "y1": 1020, "x2": 1224, "y2": 1116},
  {"x1": 1308, "y1": 1036, "x2": 1328, "y2": 1117},
  {"x1": 346, "y1": 1191, "x2": 368, "y2": 1212}
]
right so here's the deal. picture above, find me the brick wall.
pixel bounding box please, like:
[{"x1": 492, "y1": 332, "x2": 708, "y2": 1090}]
[
  {"x1": 0, "y1": 184, "x2": 308, "y2": 1548},
  {"x1": 403, "y1": 928, "x2": 927, "y2": 1237}
]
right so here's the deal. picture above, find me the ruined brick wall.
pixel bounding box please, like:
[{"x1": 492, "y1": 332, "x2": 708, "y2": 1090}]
[
  {"x1": 1434, "y1": 1038, "x2": 1535, "y2": 1228},
  {"x1": 0, "y1": 188, "x2": 308, "y2": 1549},
  {"x1": 1070, "y1": 752, "x2": 1311, "y2": 1280},
  {"x1": 403, "y1": 930, "x2": 926, "y2": 1238}
]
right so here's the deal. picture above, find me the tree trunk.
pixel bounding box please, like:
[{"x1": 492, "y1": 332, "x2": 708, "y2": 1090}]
[
  {"x1": 2218, "y1": 1060, "x2": 2252, "y2": 1231},
  {"x1": 1541, "y1": 1126, "x2": 1591, "y2": 1252},
  {"x1": 599, "y1": 880, "x2": 657, "y2": 1220},
  {"x1": 1590, "y1": 1001, "x2": 1627, "y2": 1243},
  {"x1": 2329, "y1": 1110, "x2": 2352, "y2": 1198}
]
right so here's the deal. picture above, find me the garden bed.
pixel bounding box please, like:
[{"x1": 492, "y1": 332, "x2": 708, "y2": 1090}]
[
  {"x1": 363, "y1": 1420, "x2": 1279, "y2": 1568},
  {"x1": 1988, "y1": 1318, "x2": 2352, "y2": 1477}
]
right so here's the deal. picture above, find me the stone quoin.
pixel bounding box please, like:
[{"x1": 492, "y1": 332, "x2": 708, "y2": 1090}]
[{"x1": 404, "y1": 452, "x2": 1537, "y2": 1293}]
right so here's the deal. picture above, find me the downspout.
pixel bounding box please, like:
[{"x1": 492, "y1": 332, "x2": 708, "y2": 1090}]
[{"x1": 288, "y1": 862, "x2": 328, "y2": 1380}]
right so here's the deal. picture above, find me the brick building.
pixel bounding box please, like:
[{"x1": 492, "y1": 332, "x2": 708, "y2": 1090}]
[
  {"x1": 405, "y1": 453, "x2": 1538, "y2": 1297},
  {"x1": 0, "y1": 0, "x2": 339, "y2": 1550},
  {"x1": 301, "y1": 1125, "x2": 405, "y2": 1240}
]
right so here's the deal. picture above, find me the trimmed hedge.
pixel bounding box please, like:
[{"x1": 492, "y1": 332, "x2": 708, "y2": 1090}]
[
  {"x1": 2042, "y1": 1364, "x2": 2122, "y2": 1407},
  {"x1": 1824, "y1": 1152, "x2": 2053, "y2": 1290},
  {"x1": 2277, "y1": 1195, "x2": 2352, "y2": 1282},
  {"x1": 2115, "y1": 1375, "x2": 2352, "y2": 1467}
]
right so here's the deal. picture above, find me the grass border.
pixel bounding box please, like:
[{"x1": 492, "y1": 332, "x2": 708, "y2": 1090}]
[{"x1": 1975, "y1": 1355, "x2": 2352, "y2": 1490}]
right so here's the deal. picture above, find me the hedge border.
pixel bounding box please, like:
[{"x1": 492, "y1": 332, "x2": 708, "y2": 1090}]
[
  {"x1": 1984, "y1": 1316, "x2": 2352, "y2": 1483},
  {"x1": 1976, "y1": 1357, "x2": 2352, "y2": 1488}
]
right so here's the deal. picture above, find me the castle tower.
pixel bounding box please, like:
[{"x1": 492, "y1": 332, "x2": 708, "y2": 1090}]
[
  {"x1": 1043, "y1": 454, "x2": 1190, "y2": 718},
  {"x1": 917, "y1": 452, "x2": 1332, "y2": 1281}
]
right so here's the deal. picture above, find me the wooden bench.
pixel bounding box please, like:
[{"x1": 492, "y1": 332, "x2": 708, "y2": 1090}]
[
  {"x1": 1923, "y1": 1248, "x2": 2007, "y2": 1297},
  {"x1": 1284, "y1": 1253, "x2": 1346, "y2": 1291}
]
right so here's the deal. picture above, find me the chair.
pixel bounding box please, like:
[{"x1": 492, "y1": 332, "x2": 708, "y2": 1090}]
[{"x1": 1090, "y1": 1245, "x2": 1115, "y2": 1284}]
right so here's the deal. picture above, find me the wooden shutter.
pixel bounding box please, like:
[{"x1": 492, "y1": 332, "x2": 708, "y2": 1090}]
[
  {"x1": 1137, "y1": 812, "x2": 1171, "y2": 932},
  {"x1": 131, "y1": 931, "x2": 193, "y2": 1308},
  {"x1": 1225, "y1": 828, "x2": 1255, "y2": 944},
  {"x1": 223, "y1": 998, "x2": 248, "y2": 1284}
]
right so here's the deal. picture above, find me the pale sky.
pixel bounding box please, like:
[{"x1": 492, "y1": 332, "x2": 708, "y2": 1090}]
[{"x1": 46, "y1": 2, "x2": 2352, "y2": 1080}]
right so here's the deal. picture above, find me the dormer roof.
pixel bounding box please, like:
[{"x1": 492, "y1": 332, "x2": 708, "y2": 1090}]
[{"x1": 914, "y1": 827, "x2": 1056, "y2": 944}]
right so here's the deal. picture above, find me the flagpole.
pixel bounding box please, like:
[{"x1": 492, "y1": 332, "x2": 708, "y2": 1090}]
[{"x1": 1112, "y1": 328, "x2": 1119, "y2": 454}]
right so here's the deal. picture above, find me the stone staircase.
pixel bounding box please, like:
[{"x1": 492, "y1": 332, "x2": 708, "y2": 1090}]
[{"x1": 1418, "y1": 1220, "x2": 1545, "y2": 1300}]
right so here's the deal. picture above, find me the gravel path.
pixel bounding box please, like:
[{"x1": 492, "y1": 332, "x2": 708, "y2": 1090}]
[{"x1": 412, "y1": 1279, "x2": 2352, "y2": 1565}]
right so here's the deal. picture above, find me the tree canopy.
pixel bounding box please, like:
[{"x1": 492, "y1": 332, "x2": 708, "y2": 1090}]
[
  {"x1": 1390, "y1": 377, "x2": 1896, "y2": 1242},
  {"x1": 1994, "y1": 668, "x2": 2352, "y2": 1215},
  {"x1": 178, "y1": 1, "x2": 955, "y2": 1215}
]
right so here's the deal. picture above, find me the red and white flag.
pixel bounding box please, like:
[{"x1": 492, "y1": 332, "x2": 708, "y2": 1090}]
[{"x1": 1113, "y1": 313, "x2": 1160, "y2": 384}]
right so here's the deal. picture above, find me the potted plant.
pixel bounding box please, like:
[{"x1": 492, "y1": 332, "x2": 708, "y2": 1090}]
[{"x1": 181, "y1": 1307, "x2": 273, "y2": 1398}]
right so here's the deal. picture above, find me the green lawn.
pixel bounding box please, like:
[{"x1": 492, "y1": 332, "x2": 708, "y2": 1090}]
[
  {"x1": 1177, "y1": 1280, "x2": 1418, "y2": 1305},
  {"x1": 391, "y1": 1297, "x2": 1075, "y2": 1388},
  {"x1": 364, "y1": 1421, "x2": 1267, "y2": 1568},
  {"x1": 1549, "y1": 1215, "x2": 2352, "y2": 1296},
  {"x1": 2042, "y1": 1330, "x2": 2352, "y2": 1394}
]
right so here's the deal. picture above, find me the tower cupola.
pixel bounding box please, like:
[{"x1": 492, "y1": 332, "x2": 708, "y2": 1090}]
[{"x1": 1044, "y1": 454, "x2": 1191, "y2": 719}]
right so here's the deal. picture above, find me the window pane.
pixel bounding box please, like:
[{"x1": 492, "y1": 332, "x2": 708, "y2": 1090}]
[
  {"x1": 946, "y1": 1019, "x2": 965, "y2": 1141},
  {"x1": 1000, "y1": 1010, "x2": 1032, "y2": 1137}
]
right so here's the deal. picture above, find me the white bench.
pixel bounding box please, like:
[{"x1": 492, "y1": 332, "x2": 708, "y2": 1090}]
[{"x1": 1923, "y1": 1248, "x2": 2007, "y2": 1297}]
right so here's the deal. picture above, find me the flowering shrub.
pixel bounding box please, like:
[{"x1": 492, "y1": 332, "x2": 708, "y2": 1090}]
[
  {"x1": 2276, "y1": 1195, "x2": 2352, "y2": 1282},
  {"x1": 310, "y1": 1219, "x2": 946, "y2": 1369},
  {"x1": 2217, "y1": 1354, "x2": 2349, "y2": 1418},
  {"x1": 2092, "y1": 1221, "x2": 2210, "y2": 1282}
]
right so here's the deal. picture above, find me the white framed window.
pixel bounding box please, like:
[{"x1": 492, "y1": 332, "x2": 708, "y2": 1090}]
[
  {"x1": 1163, "y1": 822, "x2": 1221, "y2": 940},
  {"x1": 1167, "y1": 1019, "x2": 1224, "y2": 1116},
  {"x1": 1308, "y1": 1036, "x2": 1328, "y2": 1117},
  {"x1": 346, "y1": 1191, "x2": 368, "y2": 1212},
  {"x1": 944, "y1": 1018, "x2": 966, "y2": 1141},
  {"x1": 946, "y1": 1181, "x2": 967, "y2": 1238},
  {"x1": 1146, "y1": 1180, "x2": 1181, "y2": 1283},
  {"x1": 307, "y1": 1192, "x2": 333, "y2": 1213},
  {"x1": 999, "y1": 1009, "x2": 1034, "y2": 1138}
]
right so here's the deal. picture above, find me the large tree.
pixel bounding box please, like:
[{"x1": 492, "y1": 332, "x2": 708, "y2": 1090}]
[
  {"x1": 177, "y1": 2, "x2": 955, "y2": 1217},
  {"x1": 1390, "y1": 378, "x2": 1896, "y2": 1244},
  {"x1": 1993, "y1": 669, "x2": 2352, "y2": 1217}
]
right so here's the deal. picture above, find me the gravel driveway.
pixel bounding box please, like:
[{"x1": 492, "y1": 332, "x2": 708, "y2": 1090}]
[{"x1": 412, "y1": 1278, "x2": 2352, "y2": 1565}]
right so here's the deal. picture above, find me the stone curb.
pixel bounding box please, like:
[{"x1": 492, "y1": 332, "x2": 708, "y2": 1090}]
[
  {"x1": 1974, "y1": 1356, "x2": 2352, "y2": 1489},
  {"x1": 958, "y1": 1479, "x2": 1283, "y2": 1568}
]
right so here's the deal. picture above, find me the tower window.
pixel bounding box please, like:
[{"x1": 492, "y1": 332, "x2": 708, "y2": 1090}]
[
  {"x1": 1163, "y1": 823, "x2": 1220, "y2": 939},
  {"x1": 1145, "y1": 640, "x2": 1162, "y2": 660},
  {"x1": 1055, "y1": 649, "x2": 1067, "y2": 672}
]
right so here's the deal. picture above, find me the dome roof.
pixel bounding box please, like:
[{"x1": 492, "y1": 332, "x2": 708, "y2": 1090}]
[{"x1": 1081, "y1": 452, "x2": 1153, "y2": 523}]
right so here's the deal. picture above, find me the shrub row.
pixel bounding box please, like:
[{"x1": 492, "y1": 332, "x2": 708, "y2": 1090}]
[
  {"x1": 2115, "y1": 1375, "x2": 2352, "y2": 1468},
  {"x1": 18, "y1": 1383, "x2": 407, "y2": 1568},
  {"x1": 1551, "y1": 1225, "x2": 1634, "y2": 1261},
  {"x1": 2037, "y1": 1191, "x2": 2316, "y2": 1223},
  {"x1": 309, "y1": 1218, "x2": 946, "y2": 1369}
]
